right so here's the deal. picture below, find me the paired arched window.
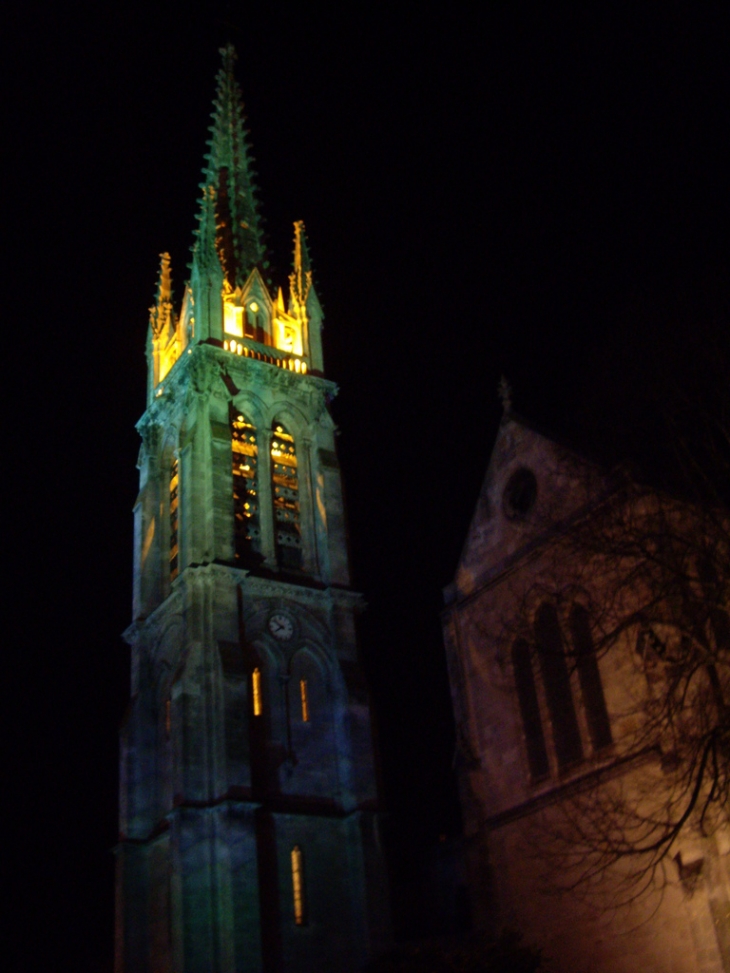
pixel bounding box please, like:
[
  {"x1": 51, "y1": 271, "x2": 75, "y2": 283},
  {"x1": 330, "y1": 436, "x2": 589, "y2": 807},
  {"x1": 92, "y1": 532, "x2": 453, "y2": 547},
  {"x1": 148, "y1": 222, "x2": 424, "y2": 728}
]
[
  {"x1": 231, "y1": 408, "x2": 261, "y2": 563},
  {"x1": 512, "y1": 639, "x2": 549, "y2": 780},
  {"x1": 514, "y1": 603, "x2": 611, "y2": 779},
  {"x1": 271, "y1": 422, "x2": 302, "y2": 569},
  {"x1": 230, "y1": 411, "x2": 304, "y2": 569}
]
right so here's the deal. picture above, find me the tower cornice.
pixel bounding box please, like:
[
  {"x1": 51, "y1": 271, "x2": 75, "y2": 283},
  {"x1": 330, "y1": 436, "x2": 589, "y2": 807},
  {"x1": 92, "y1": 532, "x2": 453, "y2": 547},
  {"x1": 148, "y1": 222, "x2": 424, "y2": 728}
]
[{"x1": 138, "y1": 341, "x2": 338, "y2": 431}]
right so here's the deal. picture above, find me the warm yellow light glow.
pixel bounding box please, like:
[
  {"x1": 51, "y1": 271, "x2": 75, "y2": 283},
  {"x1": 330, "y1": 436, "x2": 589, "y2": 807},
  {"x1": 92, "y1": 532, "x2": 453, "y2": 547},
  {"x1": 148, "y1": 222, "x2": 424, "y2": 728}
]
[
  {"x1": 291, "y1": 846, "x2": 305, "y2": 925},
  {"x1": 159, "y1": 338, "x2": 180, "y2": 382},
  {"x1": 252, "y1": 667, "x2": 262, "y2": 716},
  {"x1": 300, "y1": 679, "x2": 309, "y2": 722},
  {"x1": 250, "y1": 301, "x2": 259, "y2": 313},
  {"x1": 224, "y1": 302, "x2": 244, "y2": 337},
  {"x1": 273, "y1": 313, "x2": 303, "y2": 357}
]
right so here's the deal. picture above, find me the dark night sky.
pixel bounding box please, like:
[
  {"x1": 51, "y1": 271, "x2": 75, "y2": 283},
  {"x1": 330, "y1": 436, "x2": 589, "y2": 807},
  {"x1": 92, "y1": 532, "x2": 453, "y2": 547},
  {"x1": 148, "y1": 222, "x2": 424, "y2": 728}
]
[{"x1": 7, "y1": 5, "x2": 730, "y2": 970}]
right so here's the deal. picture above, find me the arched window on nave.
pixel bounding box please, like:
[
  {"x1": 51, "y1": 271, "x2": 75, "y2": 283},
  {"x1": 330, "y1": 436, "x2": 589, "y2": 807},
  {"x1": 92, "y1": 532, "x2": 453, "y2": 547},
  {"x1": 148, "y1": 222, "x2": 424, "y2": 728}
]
[
  {"x1": 569, "y1": 605, "x2": 612, "y2": 751},
  {"x1": 535, "y1": 604, "x2": 583, "y2": 769},
  {"x1": 512, "y1": 638, "x2": 550, "y2": 780}
]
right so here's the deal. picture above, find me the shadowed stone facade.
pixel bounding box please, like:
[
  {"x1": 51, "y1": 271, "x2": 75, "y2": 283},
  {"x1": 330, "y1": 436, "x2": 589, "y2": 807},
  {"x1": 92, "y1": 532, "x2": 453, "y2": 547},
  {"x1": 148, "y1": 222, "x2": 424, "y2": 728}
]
[
  {"x1": 443, "y1": 413, "x2": 730, "y2": 973},
  {"x1": 115, "y1": 47, "x2": 388, "y2": 973}
]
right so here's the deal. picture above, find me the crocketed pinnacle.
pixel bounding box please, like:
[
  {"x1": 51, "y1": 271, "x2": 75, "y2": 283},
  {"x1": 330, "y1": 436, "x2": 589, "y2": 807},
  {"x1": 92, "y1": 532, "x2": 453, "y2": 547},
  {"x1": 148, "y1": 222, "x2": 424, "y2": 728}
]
[
  {"x1": 289, "y1": 220, "x2": 313, "y2": 309},
  {"x1": 193, "y1": 45, "x2": 265, "y2": 287},
  {"x1": 149, "y1": 253, "x2": 173, "y2": 337}
]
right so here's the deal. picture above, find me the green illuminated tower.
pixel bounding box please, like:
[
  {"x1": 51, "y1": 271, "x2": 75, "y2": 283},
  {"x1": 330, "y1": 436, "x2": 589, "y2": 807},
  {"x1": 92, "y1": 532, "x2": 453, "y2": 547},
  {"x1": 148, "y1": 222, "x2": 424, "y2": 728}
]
[{"x1": 116, "y1": 47, "x2": 388, "y2": 973}]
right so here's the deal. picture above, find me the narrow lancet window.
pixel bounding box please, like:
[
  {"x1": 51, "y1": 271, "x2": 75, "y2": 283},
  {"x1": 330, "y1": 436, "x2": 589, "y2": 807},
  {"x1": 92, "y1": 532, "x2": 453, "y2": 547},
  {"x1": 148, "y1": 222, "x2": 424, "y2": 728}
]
[
  {"x1": 300, "y1": 679, "x2": 310, "y2": 723},
  {"x1": 165, "y1": 698, "x2": 172, "y2": 737},
  {"x1": 231, "y1": 408, "x2": 261, "y2": 563},
  {"x1": 535, "y1": 604, "x2": 583, "y2": 769},
  {"x1": 169, "y1": 457, "x2": 179, "y2": 581},
  {"x1": 291, "y1": 846, "x2": 306, "y2": 925},
  {"x1": 512, "y1": 639, "x2": 549, "y2": 780},
  {"x1": 252, "y1": 667, "x2": 262, "y2": 716},
  {"x1": 271, "y1": 423, "x2": 302, "y2": 569},
  {"x1": 570, "y1": 606, "x2": 612, "y2": 751}
]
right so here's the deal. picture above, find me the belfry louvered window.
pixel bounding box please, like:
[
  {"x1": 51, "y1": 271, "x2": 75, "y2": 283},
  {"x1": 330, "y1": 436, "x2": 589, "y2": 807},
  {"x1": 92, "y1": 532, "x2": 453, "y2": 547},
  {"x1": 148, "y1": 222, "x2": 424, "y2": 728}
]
[
  {"x1": 271, "y1": 423, "x2": 302, "y2": 569},
  {"x1": 231, "y1": 407, "x2": 261, "y2": 563}
]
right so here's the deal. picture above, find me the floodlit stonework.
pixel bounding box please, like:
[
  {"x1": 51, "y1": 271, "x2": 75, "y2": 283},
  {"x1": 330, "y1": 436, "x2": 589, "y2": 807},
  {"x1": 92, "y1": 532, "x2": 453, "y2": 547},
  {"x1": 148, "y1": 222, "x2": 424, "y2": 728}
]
[
  {"x1": 115, "y1": 47, "x2": 388, "y2": 973},
  {"x1": 443, "y1": 411, "x2": 730, "y2": 973}
]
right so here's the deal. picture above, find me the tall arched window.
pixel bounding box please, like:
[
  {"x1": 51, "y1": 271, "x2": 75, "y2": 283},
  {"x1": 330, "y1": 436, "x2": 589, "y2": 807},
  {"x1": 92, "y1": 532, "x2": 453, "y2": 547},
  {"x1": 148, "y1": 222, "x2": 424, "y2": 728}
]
[
  {"x1": 271, "y1": 422, "x2": 302, "y2": 569},
  {"x1": 231, "y1": 408, "x2": 261, "y2": 563},
  {"x1": 535, "y1": 604, "x2": 583, "y2": 769},
  {"x1": 169, "y1": 457, "x2": 179, "y2": 581},
  {"x1": 512, "y1": 639, "x2": 549, "y2": 780},
  {"x1": 570, "y1": 606, "x2": 612, "y2": 751}
]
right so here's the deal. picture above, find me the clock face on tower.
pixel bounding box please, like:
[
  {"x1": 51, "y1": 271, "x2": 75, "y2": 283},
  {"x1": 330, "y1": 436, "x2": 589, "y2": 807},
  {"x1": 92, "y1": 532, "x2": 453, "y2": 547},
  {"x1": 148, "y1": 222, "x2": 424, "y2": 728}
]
[{"x1": 268, "y1": 612, "x2": 294, "y2": 641}]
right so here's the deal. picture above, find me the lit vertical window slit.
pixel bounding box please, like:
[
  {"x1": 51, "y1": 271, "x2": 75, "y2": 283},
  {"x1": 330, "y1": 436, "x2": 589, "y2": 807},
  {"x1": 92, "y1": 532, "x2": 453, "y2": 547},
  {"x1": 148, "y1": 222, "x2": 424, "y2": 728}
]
[
  {"x1": 291, "y1": 846, "x2": 305, "y2": 925},
  {"x1": 300, "y1": 679, "x2": 309, "y2": 722},
  {"x1": 252, "y1": 667, "x2": 262, "y2": 716},
  {"x1": 169, "y1": 457, "x2": 179, "y2": 581}
]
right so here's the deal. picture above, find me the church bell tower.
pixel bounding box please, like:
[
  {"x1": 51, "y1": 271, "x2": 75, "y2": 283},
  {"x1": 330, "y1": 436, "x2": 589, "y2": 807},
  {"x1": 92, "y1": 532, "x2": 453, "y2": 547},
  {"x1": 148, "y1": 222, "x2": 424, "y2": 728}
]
[{"x1": 116, "y1": 47, "x2": 388, "y2": 973}]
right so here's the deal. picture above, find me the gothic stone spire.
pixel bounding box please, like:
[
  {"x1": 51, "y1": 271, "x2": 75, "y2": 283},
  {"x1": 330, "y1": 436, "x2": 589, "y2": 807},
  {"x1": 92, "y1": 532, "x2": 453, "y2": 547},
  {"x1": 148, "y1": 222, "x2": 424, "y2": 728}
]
[{"x1": 192, "y1": 45, "x2": 265, "y2": 288}]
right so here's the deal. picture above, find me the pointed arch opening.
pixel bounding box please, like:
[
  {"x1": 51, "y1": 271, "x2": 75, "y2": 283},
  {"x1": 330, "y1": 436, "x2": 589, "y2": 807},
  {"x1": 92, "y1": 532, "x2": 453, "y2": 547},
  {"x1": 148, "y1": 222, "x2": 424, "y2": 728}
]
[
  {"x1": 570, "y1": 605, "x2": 612, "y2": 751},
  {"x1": 535, "y1": 604, "x2": 583, "y2": 769},
  {"x1": 231, "y1": 406, "x2": 261, "y2": 564},
  {"x1": 271, "y1": 422, "x2": 302, "y2": 570},
  {"x1": 512, "y1": 639, "x2": 549, "y2": 780}
]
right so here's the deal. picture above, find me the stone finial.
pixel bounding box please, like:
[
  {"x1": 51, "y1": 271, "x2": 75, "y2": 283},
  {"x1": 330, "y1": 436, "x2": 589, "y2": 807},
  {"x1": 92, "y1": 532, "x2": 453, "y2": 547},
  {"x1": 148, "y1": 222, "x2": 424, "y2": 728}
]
[
  {"x1": 498, "y1": 375, "x2": 513, "y2": 415},
  {"x1": 289, "y1": 220, "x2": 313, "y2": 311}
]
